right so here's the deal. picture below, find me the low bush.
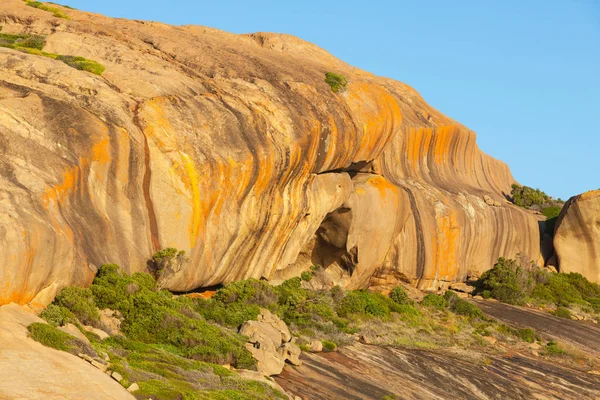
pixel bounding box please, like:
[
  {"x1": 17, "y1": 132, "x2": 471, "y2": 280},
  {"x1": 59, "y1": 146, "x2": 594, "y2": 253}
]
[
  {"x1": 39, "y1": 304, "x2": 76, "y2": 327},
  {"x1": 56, "y1": 55, "x2": 105, "y2": 75},
  {"x1": 544, "y1": 341, "x2": 565, "y2": 356},
  {"x1": 325, "y1": 72, "x2": 348, "y2": 93},
  {"x1": 476, "y1": 257, "x2": 543, "y2": 305},
  {"x1": 0, "y1": 32, "x2": 46, "y2": 51},
  {"x1": 300, "y1": 271, "x2": 312, "y2": 282},
  {"x1": 322, "y1": 340, "x2": 336, "y2": 351},
  {"x1": 28, "y1": 322, "x2": 73, "y2": 351},
  {"x1": 516, "y1": 328, "x2": 537, "y2": 343},
  {"x1": 451, "y1": 299, "x2": 484, "y2": 319},
  {"x1": 389, "y1": 286, "x2": 411, "y2": 305},
  {"x1": 553, "y1": 307, "x2": 572, "y2": 319},
  {"x1": 54, "y1": 286, "x2": 100, "y2": 326},
  {"x1": 336, "y1": 290, "x2": 391, "y2": 318},
  {"x1": 421, "y1": 294, "x2": 447, "y2": 310},
  {"x1": 25, "y1": 1, "x2": 70, "y2": 19}
]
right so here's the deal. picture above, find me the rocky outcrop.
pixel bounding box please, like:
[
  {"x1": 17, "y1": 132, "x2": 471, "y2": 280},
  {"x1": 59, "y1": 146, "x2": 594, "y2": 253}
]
[
  {"x1": 0, "y1": 0, "x2": 541, "y2": 306},
  {"x1": 554, "y1": 190, "x2": 600, "y2": 282},
  {"x1": 239, "y1": 309, "x2": 301, "y2": 376},
  {"x1": 0, "y1": 303, "x2": 134, "y2": 400}
]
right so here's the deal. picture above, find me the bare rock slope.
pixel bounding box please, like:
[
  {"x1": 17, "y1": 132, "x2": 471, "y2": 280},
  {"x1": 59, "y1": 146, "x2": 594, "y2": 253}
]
[
  {"x1": 554, "y1": 190, "x2": 600, "y2": 282},
  {"x1": 0, "y1": 0, "x2": 541, "y2": 306},
  {"x1": 0, "y1": 304, "x2": 134, "y2": 400}
]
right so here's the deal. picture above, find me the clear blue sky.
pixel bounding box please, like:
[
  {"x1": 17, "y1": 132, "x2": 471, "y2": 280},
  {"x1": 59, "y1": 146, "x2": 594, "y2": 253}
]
[{"x1": 62, "y1": 0, "x2": 600, "y2": 200}]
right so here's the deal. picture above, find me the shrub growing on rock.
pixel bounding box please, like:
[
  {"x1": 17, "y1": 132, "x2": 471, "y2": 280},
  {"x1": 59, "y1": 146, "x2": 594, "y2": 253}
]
[
  {"x1": 421, "y1": 294, "x2": 447, "y2": 310},
  {"x1": 451, "y1": 299, "x2": 484, "y2": 319},
  {"x1": 389, "y1": 286, "x2": 411, "y2": 305},
  {"x1": 301, "y1": 271, "x2": 312, "y2": 282},
  {"x1": 39, "y1": 304, "x2": 76, "y2": 327},
  {"x1": 325, "y1": 72, "x2": 348, "y2": 93},
  {"x1": 553, "y1": 307, "x2": 572, "y2": 319},
  {"x1": 476, "y1": 257, "x2": 542, "y2": 305},
  {"x1": 54, "y1": 286, "x2": 100, "y2": 326},
  {"x1": 322, "y1": 340, "x2": 337, "y2": 351},
  {"x1": 336, "y1": 290, "x2": 391, "y2": 318},
  {"x1": 28, "y1": 322, "x2": 74, "y2": 351}
]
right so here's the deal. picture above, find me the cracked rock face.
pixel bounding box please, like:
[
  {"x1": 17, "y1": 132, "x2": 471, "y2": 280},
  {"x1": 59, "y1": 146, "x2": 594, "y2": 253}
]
[
  {"x1": 0, "y1": 0, "x2": 542, "y2": 306},
  {"x1": 554, "y1": 190, "x2": 600, "y2": 282}
]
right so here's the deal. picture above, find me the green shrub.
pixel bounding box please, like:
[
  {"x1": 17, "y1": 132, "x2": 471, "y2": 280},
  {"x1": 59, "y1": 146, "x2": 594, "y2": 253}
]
[
  {"x1": 421, "y1": 294, "x2": 447, "y2": 310},
  {"x1": 40, "y1": 304, "x2": 76, "y2": 327},
  {"x1": 325, "y1": 72, "x2": 348, "y2": 93},
  {"x1": 541, "y1": 206, "x2": 562, "y2": 219},
  {"x1": 56, "y1": 55, "x2": 105, "y2": 75},
  {"x1": 451, "y1": 299, "x2": 484, "y2": 319},
  {"x1": 336, "y1": 290, "x2": 390, "y2": 318},
  {"x1": 300, "y1": 271, "x2": 312, "y2": 282},
  {"x1": 322, "y1": 340, "x2": 336, "y2": 351},
  {"x1": 476, "y1": 257, "x2": 542, "y2": 305},
  {"x1": 213, "y1": 279, "x2": 278, "y2": 308},
  {"x1": 516, "y1": 328, "x2": 537, "y2": 343},
  {"x1": 54, "y1": 286, "x2": 100, "y2": 326},
  {"x1": 544, "y1": 341, "x2": 565, "y2": 356},
  {"x1": 389, "y1": 286, "x2": 411, "y2": 305},
  {"x1": 510, "y1": 184, "x2": 553, "y2": 209},
  {"x1": 25, "y1": 1, "x2": 70, "y2": 19},
  {"x1": 553, "y1": 307, "x2": 572, "y2": 319},
  {"x1": 299, "y1": 344, "x2": 310, "y2": 352},
  {"x1": 0, "y1": 32, "x2": 46, "y2": 51},
  {"x1": 28, "y1": 322, "x2": 74, "y2": 351}
]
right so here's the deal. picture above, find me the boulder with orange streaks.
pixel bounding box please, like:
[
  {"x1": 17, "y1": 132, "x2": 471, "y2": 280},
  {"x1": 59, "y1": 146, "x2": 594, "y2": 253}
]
[
  {"x1": 0, "y1": 0, "x2": 543, "y2": 304},
  {"x1": 553, "y1": 190, "x2": 600, "y2": 283}
]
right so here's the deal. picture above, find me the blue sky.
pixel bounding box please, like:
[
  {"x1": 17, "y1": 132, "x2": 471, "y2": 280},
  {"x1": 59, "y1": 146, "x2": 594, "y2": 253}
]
[{"x1": 62, "y1": 0, "x2": 600, "y2": 199}]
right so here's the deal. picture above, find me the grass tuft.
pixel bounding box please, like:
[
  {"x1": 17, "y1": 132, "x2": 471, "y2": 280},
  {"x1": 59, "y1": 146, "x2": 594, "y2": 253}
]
[{"x1": 25, "y1": 1, "x2": 71, "y2": 19}]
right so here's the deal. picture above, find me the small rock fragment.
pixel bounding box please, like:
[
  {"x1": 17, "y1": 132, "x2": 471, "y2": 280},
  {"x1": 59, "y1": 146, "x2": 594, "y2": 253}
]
[
  {"x1": 90, "y1": 360, "x2": 108, "y2": 372},
  {"x1": 127, "y1": 383, "x2": 139, "y2": 392},
  {"x1": 309, "y1": 340, "x2": 323, "y2": 352},
  {"x1": 111, "y1": 371, "x2": 123, "y2": 383}
]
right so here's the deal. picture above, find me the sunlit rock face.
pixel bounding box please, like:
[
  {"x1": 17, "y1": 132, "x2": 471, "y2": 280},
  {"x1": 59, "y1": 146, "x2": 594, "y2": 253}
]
[
  {"x1": 0, "y1": 0, "x2": 541, "y2": 306},
  {"x1": 554, "y1": 190, "x2": 600, "y2": 283}
]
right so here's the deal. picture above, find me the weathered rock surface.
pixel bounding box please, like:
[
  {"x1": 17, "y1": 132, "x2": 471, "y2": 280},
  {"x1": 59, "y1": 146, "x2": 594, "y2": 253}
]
[
  {"x1": 554, "y1": 190, "x2": 600, "y2": 283},
  {"x1": 275, "y1": 343, "x2": 600, "y2": 400},
  {"x1": 0, "y1": 303, "x2": 134, "y2": 400},
  {"x1": 239, "y1": 308, "x2": 301, "y2": 375},
  {"x1": 0, "y1": 0, "x2": 542, "y2": 306},
  {"x1": 59, "y1": 323, "x2": 91, "y2": 345}
]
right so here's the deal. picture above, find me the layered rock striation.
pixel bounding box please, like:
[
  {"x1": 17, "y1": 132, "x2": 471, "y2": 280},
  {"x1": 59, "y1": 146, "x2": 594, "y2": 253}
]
[
  {"x1": 554, "y1": 190, "x2": 600, "y2": 282},
  {"x1": 0, "y1": 0, "x2": 541, "y2": 306}
]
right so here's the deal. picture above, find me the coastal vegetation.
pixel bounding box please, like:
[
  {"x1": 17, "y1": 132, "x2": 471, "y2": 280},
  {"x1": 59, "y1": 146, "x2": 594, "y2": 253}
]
[
  {"x1": 476, "y1": 256, "x2": 600, "y2": 319},
  {"x1": 325, "y1": 71, "x2": 348, "y2": 93},
  {"x1": 0, "y1": 27, "x2": 105, "y2": 75},
  {"x1": 25, "y1": 250, "x2": 589, "y2": 399}
]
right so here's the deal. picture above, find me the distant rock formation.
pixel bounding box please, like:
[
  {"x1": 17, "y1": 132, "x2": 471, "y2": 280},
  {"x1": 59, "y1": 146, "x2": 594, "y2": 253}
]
[
  {"x1": 0, "y1": 0, "x2": 541, "y2": 306},
  {"x1": 554, "y1": 190, "x2": 600, "y2": 282}
]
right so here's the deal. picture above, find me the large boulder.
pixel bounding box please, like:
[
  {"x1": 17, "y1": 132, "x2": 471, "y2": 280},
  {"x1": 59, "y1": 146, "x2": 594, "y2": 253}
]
[
  {"x1": 0, "y1": 0, "x2": 541, "y2": 306},
  {"x1": 554, "y1": 190, "x2": 600, "y2": 282},
  {"x1": 239, "y1": 309, "x2": 301, "y2": 375}
]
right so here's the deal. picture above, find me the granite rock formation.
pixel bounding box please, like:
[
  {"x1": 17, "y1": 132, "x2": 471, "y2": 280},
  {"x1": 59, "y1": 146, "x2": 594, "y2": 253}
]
[
  {"x1": 554, "y1": 190, "x2": 600, "y2": 282},
  {"x1": 0, "y1": 0, "x2": 541, "y2": 306}
]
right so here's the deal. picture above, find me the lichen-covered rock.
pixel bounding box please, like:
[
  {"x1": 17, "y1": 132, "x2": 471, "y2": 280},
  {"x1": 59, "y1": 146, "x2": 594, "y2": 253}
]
[
  {"x1": 554, "y1": 190, "x2": 600, "y2": 282},
  {"x1": 0, "y1": 0, "x2": 541, "y2": 306}
]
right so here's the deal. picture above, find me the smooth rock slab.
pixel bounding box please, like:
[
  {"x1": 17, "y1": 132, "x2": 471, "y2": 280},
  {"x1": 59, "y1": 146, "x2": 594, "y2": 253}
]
[{"x1": 0, "y1": 303, "x2": 134, "y2": 400}]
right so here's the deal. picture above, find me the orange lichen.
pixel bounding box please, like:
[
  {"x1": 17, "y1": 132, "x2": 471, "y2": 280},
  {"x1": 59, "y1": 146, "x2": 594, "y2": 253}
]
[
  {"x1": 425, "y1": 200, "x2": 460, "y2": 282},
  {"x1": 345, "y1": 81, "x2": 403, "y2": 163},
  {"x1": 41, "y1": 166, "x2": 80, "y2": 208},
  {"x1": 180, "y1": 152, "x2": 201, "y2": 247}
]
